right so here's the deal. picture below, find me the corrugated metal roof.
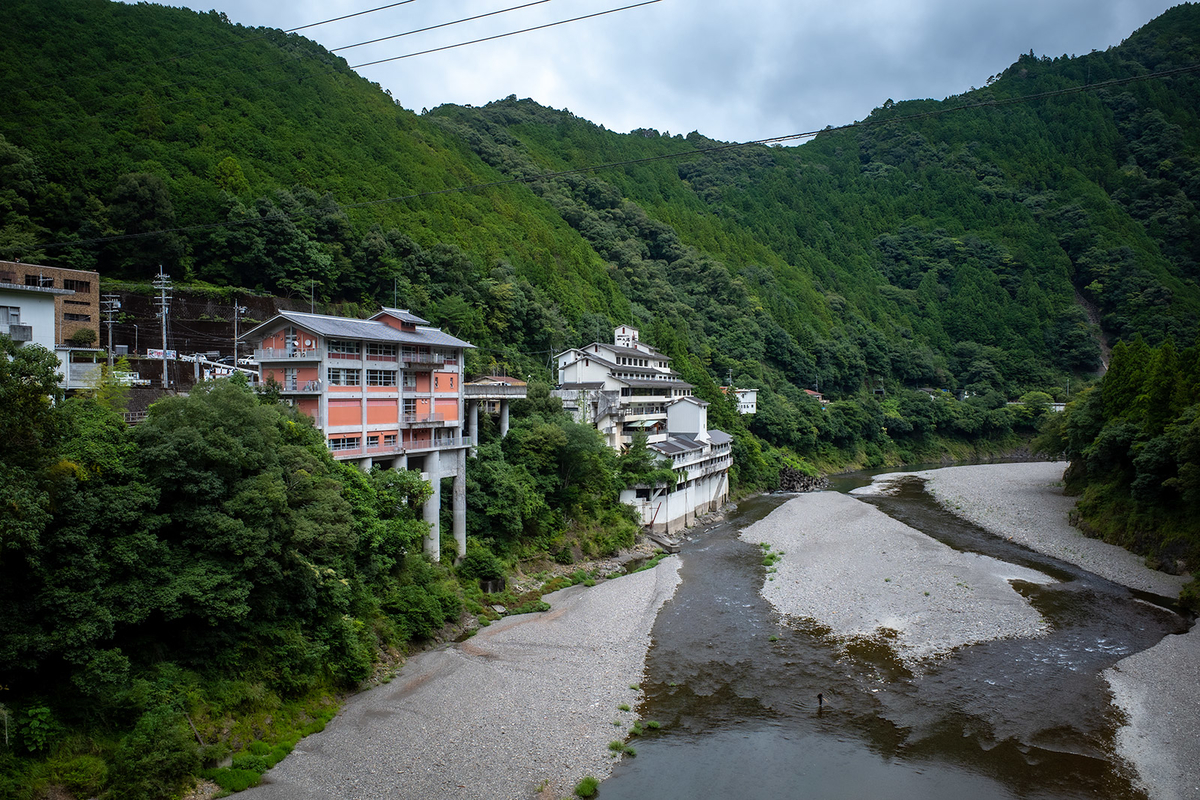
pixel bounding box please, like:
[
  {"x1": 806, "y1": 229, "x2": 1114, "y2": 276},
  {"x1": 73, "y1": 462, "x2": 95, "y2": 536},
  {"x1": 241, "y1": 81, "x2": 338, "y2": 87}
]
[
  {"x1": 708, "y1": 430, "x2": 733, "y2": 445},
  {"x1": 242, "y1": 310, "x2": 473, "y2": 349}
]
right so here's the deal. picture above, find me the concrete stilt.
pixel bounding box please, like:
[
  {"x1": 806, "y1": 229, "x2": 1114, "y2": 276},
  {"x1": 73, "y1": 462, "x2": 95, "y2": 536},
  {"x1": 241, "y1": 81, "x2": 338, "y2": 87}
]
[
  {"x1": 469, "y1": 400, "x2": 479, "y2": 447},
  {"x1": 452, "y1": 449, "x2": 466, "y2": 559},
  {"x1": 393, "y1": 453, "x2": 408, "y2": 471},
  {"x1": 359, "y1": 457, "x2": 372, "y2": 472},
  {"x1": 499, "y1": 400, "x2": 510, "y2": 438},
  {"x1": 421, "y1": 450, "x2": 442, "y2": 561}
]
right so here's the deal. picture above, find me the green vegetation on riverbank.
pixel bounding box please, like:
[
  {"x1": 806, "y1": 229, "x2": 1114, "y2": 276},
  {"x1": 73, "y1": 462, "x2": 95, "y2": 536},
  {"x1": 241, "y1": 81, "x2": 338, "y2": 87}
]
[{"x1": 1037, "y1": 336, "x2": 1200, "y2": 604}]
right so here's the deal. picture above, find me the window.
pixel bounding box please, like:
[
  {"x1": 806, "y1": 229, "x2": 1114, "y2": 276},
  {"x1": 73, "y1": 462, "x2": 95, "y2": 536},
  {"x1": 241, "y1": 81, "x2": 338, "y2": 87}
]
[
  {"x1": 328, "y1": 436, "x2": 361, "y2": 451},
  {"x1": 366, "y1": 369, "x2": 397, "y2": 386},
  {"x1": 327, "y1": 367, "x2": 360, "y2": 386},
  {"x1": 64, "y1": 313, "x2": 91, "y2": 322},
  {"x1": 63, "y1": 279, "x2": 91, "y2": 292},
  {"x1": 0, "y1": 306, "x2": 19, "y2": 325},
  {"x1": 366, "y1": 342, "x2": 397, "y2": 360},
  {"x1": 25, "y1": 275, "x2": 52, "y2": 287},
  {"x1": 327, "y1": 339, "x2": 361, "y2": 357},
  {"x1": 403, "y1": 399, "x2": 416, "y2": 415},
  {"x1": 367, "y1": 435, "x2": 380, "y2": 448},
  {"x1": 383, "y1": 434, "x2": 397, "y2": 447},
  {"x1": 403, "y1": 373, "x2": 417, "y2": 389},
  {"x1": 65, "y1": 299, "x2": 90, "y2": 306}
]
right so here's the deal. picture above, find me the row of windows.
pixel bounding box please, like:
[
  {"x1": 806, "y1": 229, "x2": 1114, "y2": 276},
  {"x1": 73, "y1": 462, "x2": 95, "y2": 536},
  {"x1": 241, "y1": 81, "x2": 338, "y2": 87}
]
[
  {"x1": 329, "y1": 436, "x2": 361, "y2": 451},
  {"x1": 616, "y1": 355, "x2": 665, "y2": 368},
  {"x1": 64, "y1": 313, "x2": 92, "y2": 322},
  {"x1": 327, "y1": 368, "x2": 458, "y2": 389}
]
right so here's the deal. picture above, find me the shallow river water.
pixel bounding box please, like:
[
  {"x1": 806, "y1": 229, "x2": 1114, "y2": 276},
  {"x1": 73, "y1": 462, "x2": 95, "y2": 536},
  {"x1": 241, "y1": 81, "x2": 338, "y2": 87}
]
[{"x1": 598, "y1": 471, "x2": 1188, "y2": 800}]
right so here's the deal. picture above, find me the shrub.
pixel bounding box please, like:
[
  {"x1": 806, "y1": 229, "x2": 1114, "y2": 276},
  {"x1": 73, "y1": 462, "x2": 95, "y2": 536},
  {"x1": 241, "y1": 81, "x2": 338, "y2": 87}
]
[
  {"x1": 105, "y1": 706, "x2": 200, "y2": 800},
  {"x1": 458, "y1": 547, "x2": 504, "y2": 581},
  {"x1": 574, "y1": 775, "x2": 600, "y2": 797}
]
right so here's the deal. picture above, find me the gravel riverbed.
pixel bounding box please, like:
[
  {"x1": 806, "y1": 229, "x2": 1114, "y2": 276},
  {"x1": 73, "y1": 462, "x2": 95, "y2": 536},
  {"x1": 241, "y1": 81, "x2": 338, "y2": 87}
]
[
  {"x1": 241, "y1": 558, "x2": 681, "y2": 800},
  {"x1": 740, "y1": 490, "x2": 1052, "y2": 664},
  {"x1": 904, "y1": 462, "x2": 1197, "y2": 800},
  {"x1": 833, "y1": 462, "x2": 1195, "y2": 800}
]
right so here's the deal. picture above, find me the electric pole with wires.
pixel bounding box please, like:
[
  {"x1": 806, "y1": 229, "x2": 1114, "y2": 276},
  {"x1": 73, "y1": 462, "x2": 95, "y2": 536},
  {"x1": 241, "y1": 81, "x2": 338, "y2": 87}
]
[{"x1": 153, "y1": 267, "x2": 172, "y2": 388}]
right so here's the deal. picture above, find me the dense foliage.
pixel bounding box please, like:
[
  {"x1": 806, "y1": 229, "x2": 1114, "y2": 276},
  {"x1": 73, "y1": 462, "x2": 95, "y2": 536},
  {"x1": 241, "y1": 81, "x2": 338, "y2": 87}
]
[
  {"x1": 4, "y1": 2, "x2": 1199, "y2": 482},
  {"x1": 1037, "y1": 336, "x2": 1200, "y2": 581},
  {"x1": 0, "y1": 343, "x2": 458, "y2": 797}
]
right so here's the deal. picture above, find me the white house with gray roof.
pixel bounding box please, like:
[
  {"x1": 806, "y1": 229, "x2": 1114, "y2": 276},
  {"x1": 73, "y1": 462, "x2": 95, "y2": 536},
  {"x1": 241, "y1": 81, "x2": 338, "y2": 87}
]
[{"x1": 554, "y1": 327, "x2": 731, "y2": 533}]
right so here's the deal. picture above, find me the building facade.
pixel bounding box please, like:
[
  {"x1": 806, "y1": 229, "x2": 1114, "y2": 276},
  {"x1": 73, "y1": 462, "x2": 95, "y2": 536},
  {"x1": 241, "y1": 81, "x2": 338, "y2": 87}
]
[
  {"x1": 0, "y1": 279, "x2": 72, "y2": 351},
  {"x1": 0, "y1": 261, "x2": 100, "y2": 346},
  {"x1": 554, "y1": 326, "x2": 731, "y2": 534},
  {"x1": 243, "y1": 307, "x2": 473, "y2": 561}
]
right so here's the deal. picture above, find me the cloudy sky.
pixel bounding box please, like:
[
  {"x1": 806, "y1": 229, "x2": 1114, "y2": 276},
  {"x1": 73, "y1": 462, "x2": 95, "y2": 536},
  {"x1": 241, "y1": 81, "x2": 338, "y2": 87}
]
[{"x1": 175, "y1": 0, "x2": 1180, "y2": 143}]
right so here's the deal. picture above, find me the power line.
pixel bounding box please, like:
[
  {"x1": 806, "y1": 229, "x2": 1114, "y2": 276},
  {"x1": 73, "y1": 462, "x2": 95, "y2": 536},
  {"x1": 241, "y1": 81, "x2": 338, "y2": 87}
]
[
  {"x1": 332, "y1": 0, "x2": 556, "y2": 53},
  {"x1": 350, "y1": 0, "x2": 662, "y2": 68},
  {"x1": 26, "y1": 59, "x2": 1200, "y2": 254},
  {"x1": 0, "y1": 0, "x2": 604, "y2": 126},
  {"x1": 16, "y1": 0, "x2": 423, "y2": 98}
]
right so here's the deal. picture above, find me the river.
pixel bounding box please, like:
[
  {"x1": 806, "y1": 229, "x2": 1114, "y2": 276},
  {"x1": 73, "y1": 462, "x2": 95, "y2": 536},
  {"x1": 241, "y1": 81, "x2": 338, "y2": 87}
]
[{"x1": 597, "y1": 470, "x2": 1188, "y2": 800}]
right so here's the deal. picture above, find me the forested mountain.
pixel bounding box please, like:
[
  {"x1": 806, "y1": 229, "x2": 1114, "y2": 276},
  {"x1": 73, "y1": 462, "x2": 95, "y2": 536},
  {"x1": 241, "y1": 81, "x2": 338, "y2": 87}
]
[
  {"x1": 4, "y1": 0, "x2": 1198, "y2": 411},
  {"x1": 3, "y1": 2, "x2": 1200, "y2": 795}
]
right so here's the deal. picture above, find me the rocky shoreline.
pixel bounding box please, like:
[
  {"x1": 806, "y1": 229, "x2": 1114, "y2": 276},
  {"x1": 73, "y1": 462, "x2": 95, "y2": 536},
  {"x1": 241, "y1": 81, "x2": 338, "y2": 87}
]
[
  {"x1": 908, "y1": 462, "x2": 1198, "y2": 800},
  {"x1": 241, "y1": 557, "x2": 681, "y2": 800}
]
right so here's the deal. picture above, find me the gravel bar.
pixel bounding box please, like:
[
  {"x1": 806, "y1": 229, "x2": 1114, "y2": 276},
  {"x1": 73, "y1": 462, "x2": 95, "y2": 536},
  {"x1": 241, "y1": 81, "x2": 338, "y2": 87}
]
[
  {"x1": 903, "y1": 461, "x2": 1187, "y2": 598},
  {"x1": 871, "y1": 462, "x2": 1198, "y2": 800},
  {"x1": 740, "y1": 490, "x2": 1051, "y2": 664},
  {"x1": 241, "y1": 558, "x2": 681, "y2": 800}
]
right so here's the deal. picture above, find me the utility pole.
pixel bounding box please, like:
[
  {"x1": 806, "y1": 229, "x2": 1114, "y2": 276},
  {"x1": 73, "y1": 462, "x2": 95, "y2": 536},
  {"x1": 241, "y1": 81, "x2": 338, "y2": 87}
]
[
  {"x1": 101, "y1": 294, "x2": 120, "y2": 367},
  {"x1": 153, "y1": 267, "x2": 172, "y2": 388},
  {"x1": 233, "y1": 298, "x2": 247, "y2": 364}
]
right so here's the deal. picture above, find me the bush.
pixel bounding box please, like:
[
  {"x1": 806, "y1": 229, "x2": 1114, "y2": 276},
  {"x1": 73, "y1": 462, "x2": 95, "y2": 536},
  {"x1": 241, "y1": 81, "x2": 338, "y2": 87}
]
[
  {"x1": 105, "y1": 706, "x2": 200, "y2": 800},
  {"x1": 574, "y1": 775, "x2": 600, "y2": 797},
  {"x1": 458, "y1": 547, "x2": 504, "y2": 581}
]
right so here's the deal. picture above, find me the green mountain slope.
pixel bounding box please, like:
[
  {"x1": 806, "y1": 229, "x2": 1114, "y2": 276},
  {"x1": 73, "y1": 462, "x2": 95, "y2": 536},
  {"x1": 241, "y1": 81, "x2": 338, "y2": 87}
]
[{"x1": 3, "y1": 0, "x2": 1199, "y2": 463}]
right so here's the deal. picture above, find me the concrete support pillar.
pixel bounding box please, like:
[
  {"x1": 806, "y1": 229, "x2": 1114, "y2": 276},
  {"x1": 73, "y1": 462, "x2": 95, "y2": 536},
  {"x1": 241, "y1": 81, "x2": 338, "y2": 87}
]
[
  {"x1": 499, "y1": 400, "x2": 510, "y2": 438},
  {"x1": 359, "y1": 457, "x2": 372, "y2": 472},
  {"x1": 393, "y1": 453, "x2": 408, "y2": 471},
  {"x1": 421, "y1": 450, "x2": 442, "y2": 561},
  {"x1": 452, "y1": 448, "x2": 466, "y2": 559},
  {"x1": 469, "y1": 400, "x2": 479, "y2": 447}
]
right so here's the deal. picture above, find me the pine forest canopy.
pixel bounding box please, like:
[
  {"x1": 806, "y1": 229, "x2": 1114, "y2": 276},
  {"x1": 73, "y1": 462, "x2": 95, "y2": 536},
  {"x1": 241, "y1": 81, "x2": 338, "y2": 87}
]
[{"x1": 2, "y1": 0, "x2": 1199, "y2": 416}]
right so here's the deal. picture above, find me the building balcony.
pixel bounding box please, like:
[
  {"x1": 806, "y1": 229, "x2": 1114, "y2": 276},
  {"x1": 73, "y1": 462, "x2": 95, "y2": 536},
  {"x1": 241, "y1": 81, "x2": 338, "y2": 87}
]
[
  {"x1": 255, "y1": 347, "x2": 319, "y2": 362},
  {"x1": 402, "y1": 412, "x2": 450, "y2": 426},
  {"x1": 401, "y1": 352, "x2": 445, "y2": 369},
  {"x1": 280, "y1": 379, "x2": 323, "y2": 393}
]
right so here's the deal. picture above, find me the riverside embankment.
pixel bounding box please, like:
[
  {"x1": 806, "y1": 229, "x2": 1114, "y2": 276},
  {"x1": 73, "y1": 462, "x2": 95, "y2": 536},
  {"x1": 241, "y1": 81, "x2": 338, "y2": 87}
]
[{"x1": 241, "y1": 558, "x2": 681, "y2": 800}]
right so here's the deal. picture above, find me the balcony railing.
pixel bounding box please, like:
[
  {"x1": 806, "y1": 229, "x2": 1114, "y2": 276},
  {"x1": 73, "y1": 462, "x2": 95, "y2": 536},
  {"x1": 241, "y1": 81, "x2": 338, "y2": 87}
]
[
  {"x1": 402, "y1": 352, "x2": 455, "y2": 366},
  {"x1": 402, "y1": 412, "x2": 446, "y2": 425},
  {"x1": 255, "y1": 347, "x2": 318, "y2": 361},
  {"x1": 281, "y1": 379, "x2": 323, "y2": 392},
  {"x1": 326, "y1": 435, "x2": 465, "y2": 458}
]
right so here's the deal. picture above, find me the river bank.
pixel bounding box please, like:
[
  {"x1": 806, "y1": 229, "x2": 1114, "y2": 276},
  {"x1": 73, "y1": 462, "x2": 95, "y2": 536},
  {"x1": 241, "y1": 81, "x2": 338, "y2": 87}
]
[
  {"x1": 748, "y1": 461, "x2": 1197, "y2": 800},
  {"x1": 911, "y1": 462, "x2": 1198, "y2": 800},
  {"x1": 240, "y1": 558, "x2": 681, "y2": 800}
]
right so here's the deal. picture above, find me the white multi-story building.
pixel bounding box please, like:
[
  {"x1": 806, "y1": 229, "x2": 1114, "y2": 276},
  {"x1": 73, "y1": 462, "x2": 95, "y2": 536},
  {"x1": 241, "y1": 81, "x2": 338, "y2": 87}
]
[{"x1": 554, "y1": 326, "x2": 731, "y2": 533}]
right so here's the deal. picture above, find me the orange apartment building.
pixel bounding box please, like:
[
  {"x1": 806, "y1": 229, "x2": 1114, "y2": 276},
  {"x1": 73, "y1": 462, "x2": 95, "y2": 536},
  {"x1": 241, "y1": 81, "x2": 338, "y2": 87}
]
[{"x1": 242, "y1": 307, "x2": 473, "y2": 561}]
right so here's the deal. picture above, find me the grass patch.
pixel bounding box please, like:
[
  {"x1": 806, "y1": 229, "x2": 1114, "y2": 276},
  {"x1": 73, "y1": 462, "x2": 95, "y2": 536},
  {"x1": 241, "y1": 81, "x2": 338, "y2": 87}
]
[{"x1": 574, "y1": 775, "x2": 600, "y2": 797}]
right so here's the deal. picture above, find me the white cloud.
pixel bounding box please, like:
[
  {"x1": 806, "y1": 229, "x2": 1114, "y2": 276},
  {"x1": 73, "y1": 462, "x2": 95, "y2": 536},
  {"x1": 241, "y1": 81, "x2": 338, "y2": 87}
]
[{"x1": 166, "y1": 0, "x2": 1181, "y2": 142}]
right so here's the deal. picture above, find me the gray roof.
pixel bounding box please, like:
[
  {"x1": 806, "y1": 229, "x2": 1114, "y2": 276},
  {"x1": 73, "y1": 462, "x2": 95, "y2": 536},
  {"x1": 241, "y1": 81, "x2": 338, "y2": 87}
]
[
  {"x1": 555, "y1": 382, "x2": 606, "y2": 391},
  {"x1": 619, "y1": 377, "x2": 694, "y2": 390},
  {"x1": 0, "y1": 282, "x2": 75, "y2": 296},
  {"x1": 242, "y1": 310, "x2": 474, "y2": 349},
  {"x1": 708, "y1": 430, "x2": 733, "y2": 446},
  {"x1": 373, "y1": 307, "x2": 430, "y2": 325}
]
